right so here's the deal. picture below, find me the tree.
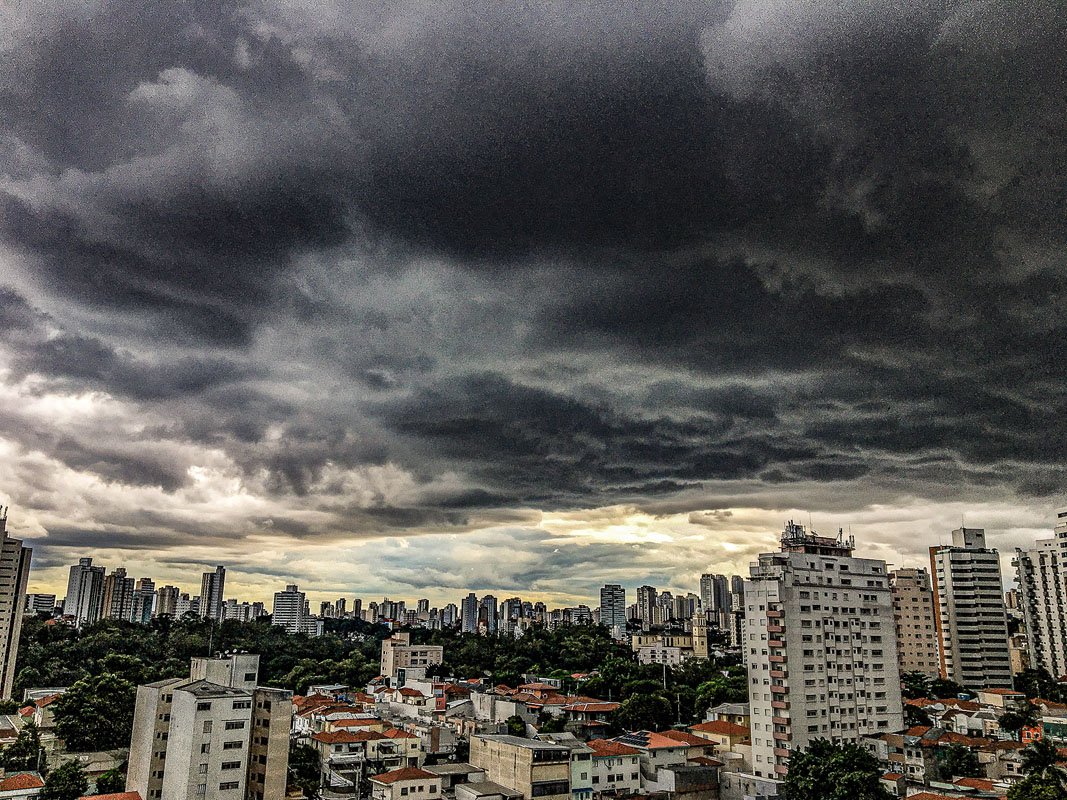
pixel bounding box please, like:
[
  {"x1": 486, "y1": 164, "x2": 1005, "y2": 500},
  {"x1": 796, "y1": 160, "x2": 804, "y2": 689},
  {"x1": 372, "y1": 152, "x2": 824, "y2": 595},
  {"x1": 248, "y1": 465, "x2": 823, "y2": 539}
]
[
  {"x1": 42, "y1": 761, "x2": 89, "y2": 800},
  {"x1": 1008, "y1": 770, "x2": 1067, "y2": 800},
  {"x1": 783, "y1": 739, "x2": 892, "y2": 800},
  {"x1": 289, "y1": 742, "x2": 321, "y2": 800},
  {"x1": 505, "y1": 715, "x2": 527, "y2": 737},
  {"x1": 613, "y1": 693, "x2": 673, "y2": 732},
  {"x1": 904, "y1": 704, "x2": 933, "y2": 728},
  {"x1": 52, "y1": 672, "x2": 136, "y2": 751},
  {"x1": 900, "y1": 671, "x2": 931, "y2": 699},
  {"x1": 1021, "y1": 738, "x2": 1064, "y2": 777},
  {"x1": 938, "y1": 744, "x2": 982, "y2": 779},
  {"x1": 92, "y1": 769, "x2": 126, "y2": 795},
  {"x1": 929, "y1": 677, "x2": 969, "y2": 699},
  {"x1": 999, "y1": 707, "x2": 1036, "y2": 741},
  {"x1": 2, "y1": 720, "x2": 42, "y2": 772}
]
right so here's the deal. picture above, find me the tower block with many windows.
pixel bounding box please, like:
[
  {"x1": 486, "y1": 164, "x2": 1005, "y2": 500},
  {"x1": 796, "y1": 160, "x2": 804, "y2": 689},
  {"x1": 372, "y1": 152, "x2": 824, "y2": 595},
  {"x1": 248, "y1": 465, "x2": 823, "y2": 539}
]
[{"x1": 744, "y1": 522, "x2": 903, "y2": 779}]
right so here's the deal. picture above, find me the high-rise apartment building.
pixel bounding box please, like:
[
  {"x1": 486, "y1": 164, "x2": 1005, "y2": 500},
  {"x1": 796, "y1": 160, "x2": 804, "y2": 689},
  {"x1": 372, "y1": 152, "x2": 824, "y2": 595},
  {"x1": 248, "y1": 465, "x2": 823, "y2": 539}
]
[
  {"x1": 479, "y1": 595, "x2": 499, "y2": 633},
  {"x1": 890, "y1": 568, "x2": 940, "y2": 677},
  {"x1": 460, "y1": 593, "x2": 478, "y2": 633},
  {"x1": 441, "y1": 603, "x2": 458, "y2": 627},
  {"x1": 271, "y1": 584, "x2": 313, "y2": 634},
  {"x1": 24, "y1": 593, "x2": 56, "y2": 616},
  {"x1": 133, "y1": 578, "x2": 156, "y2": 624},
  {"x1": 700, "y1": 574, "x2": 731, "y2": 613},
  {"x1": 200, "y1": 566, "x2": 226, "y2": 621},
  {"x1": 636, "y1": 585, "x2": 657, "y2": 630},
  {"x1": 65, "y1": 557, "x2": 105, "y2": 627},
  {"x1": 127, "y1": 653, "x2": 291, "y2": 800},
  {"x1": 102, "y1": 568, "x2": 135, "y2": 621},
  {"x1": 155, "y1": 585, "x2": 179, "y2": 617},
  {"x1": 0, "y1": 509, "x2": 31, "y2": 698},
  {"x1": 745, "y1": 522, "x2": 903, "y2": 780},
  {"x1": 599, "y1": 585, "x2": 626, "y2": 633},
  {"x1": 930, "y1": 528, "x2": 1012, "y2": 688},
  {"x1": 1014, "y1": 509, "x2": 1067, "y2": 679}
]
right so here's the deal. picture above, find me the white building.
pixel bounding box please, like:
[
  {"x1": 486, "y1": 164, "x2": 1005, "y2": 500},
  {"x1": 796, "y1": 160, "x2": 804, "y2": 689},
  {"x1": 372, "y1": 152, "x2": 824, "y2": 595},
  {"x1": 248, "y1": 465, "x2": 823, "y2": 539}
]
[
  {"x1": 0, "y1": 509, "x2": 31, "y2": 698},
  {"x1": 64, "y1": 557, "x2": 104, "y2": 627},
  {"x1": 126, "y1": 653, "x2": 291, "y2": 800},
  {"x1": 271, "y1": 584, "x2": 321, "y2": 636},
  {"x1": 930, "y1": 528, "x2": 1013, "y2": 688},
  {"x1": 1014, "y1": 509, "x2": 1067, "y2": 679},
  {"x1": 745, "y1": 522, "x2": 903, "y2": 780}
]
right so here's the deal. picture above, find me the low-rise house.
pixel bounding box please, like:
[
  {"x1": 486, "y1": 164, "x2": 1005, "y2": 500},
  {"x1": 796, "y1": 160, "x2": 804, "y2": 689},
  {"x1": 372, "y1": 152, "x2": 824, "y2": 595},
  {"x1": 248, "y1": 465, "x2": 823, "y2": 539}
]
[
  {"x1": 369, "y1": 767, "x2": 441, "y2": 800},
  {"x1": 469, "y1": 735, "x2": 571, "y2": 800},
  {"x1": 704, "y1": 703, "x2": 749, "y2": 729},
  {"x1": 534, "y1": 733, "x2": 593, "y2": 800},
  {"x1": 0, "y1": 774, "x2": 44, "y2": 800},
  {"x1": 586, "y1": 739, "x2": 642, "y2": 797},
  {"x1": 689, "y1": 721, "x2": 750, "y2": 750}
]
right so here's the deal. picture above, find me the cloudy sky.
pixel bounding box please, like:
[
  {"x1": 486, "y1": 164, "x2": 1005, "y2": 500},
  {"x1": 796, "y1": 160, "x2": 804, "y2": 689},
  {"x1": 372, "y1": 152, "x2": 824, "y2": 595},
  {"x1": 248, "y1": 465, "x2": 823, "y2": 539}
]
[{"x1": 1, "y1": 1, "x2": 1065, "y2": 608}]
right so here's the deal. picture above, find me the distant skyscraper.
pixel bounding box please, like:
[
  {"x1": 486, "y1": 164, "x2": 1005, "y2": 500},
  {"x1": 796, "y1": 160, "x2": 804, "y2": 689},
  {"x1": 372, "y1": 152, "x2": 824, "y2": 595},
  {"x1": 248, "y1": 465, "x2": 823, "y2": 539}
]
[
  {"x1": 155, "y1": 585, "x2": 179, "y2": 617},
  {"x1": 1014, "y1": 509, "x2": 1067, "y2": 679},
  {"x1": 890, "y1": 568, "x2": 940, "y2": 677},
  {"x1": 746, "y1": 521, "x2": 902, "y2": 779},
  {"x1": 272, "y1": 584, "x2": 310, "y2": 634},
  {"x1": 699, "y1": 573, "x2": 730, "y2": 613},
  {"x1": 65, "y1": 557, "x2": 105, "y2": 627},
  {"x1": 461, "y1": 593, "x2": 478, "y2": 633},
  {"x1": 930, "y1": 528, "x2": 1012, "y2": 688},
  {"x1": 599, "y1": 584, "x2": 626, "y2": 631},
  {"x1": 636, "y1": 585, "x2": 657, "y2": 630},
  {"x1": 132, "y1": 578, "x2": 155, "y2": 624},
  {"x1": 0, "y1": 509, "x2": 30, "y2": 698},
  {"x1": 199, "y1": 566, "x2": 226, "y2": 621},
  {"x1": 442, "y1": 602, "x2": 459, "y2": 627},
  {"x1": 24, "y1": 593, "x2": 56, "y2": 616},
  {"x1": 480, "y1": 595, "x2": 499, "y2": 633},
  {"x1": 102, "y1": 568, "x2": 135, "y2": 621}
]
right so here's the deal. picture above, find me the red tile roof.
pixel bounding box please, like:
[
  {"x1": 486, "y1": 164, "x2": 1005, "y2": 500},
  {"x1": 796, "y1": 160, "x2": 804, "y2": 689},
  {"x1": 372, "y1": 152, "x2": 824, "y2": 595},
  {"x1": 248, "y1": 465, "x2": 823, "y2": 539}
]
[
  {"x1": 881, "y1": 773, "x2": 904, "y2": 781},
  {"x1": 561, "y1": 702, "x2": 619, "y2": 713},
  {"x1": 588, "y1": 739, "x2": 641, "y2": 757},
  {"x1": 658, "y1": 730, "x2": 709, "y2": 747},
  {"x1": 382, "y1": 728, "x2": 418, "y2": 739},
  {"x1": 687, "y1": 756, "x2": 723, "y2": 767},
  {"x1": 79, "y1": 794, "x2": 141, "y2": 800},
  {"x1": 1, "y1": 774, "x2": 45, "y2": 791},
  {"x1": 690, "y1": 720, "x2": 749, "y2": 737},
  {"x1": 953, "y1": 777, "x2": 996, "y2": 790},
  {"x1": 311, "y1": 730, "x2": 383, "y2": 744},
  {"x1": 370, "y1": 767, "x2": 437, "y2": 785}
]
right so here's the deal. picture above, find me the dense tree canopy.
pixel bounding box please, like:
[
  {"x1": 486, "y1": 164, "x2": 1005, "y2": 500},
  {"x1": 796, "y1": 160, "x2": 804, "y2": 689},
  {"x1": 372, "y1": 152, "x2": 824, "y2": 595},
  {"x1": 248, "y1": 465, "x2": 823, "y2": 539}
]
[
  {"x1": 42, "y1": 761, "x2": 88, "y2": 800},
  {"x1": 52, "y1": 673, "x2": 137, "y2": 752},
  {"x1": 783, "y1": 739, "x2": 893, "y2": 800},
  {"x1": 2, "y1": 720, "x2": 42, "y2": 771},
  {"x1": 938, "y1": 744, "x2": 982, "y2": 779}
]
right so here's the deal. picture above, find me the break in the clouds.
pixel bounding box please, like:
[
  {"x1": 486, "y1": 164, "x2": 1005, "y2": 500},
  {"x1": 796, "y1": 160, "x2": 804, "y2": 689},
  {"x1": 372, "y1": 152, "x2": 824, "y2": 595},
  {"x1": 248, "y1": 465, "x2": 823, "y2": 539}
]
[{"x1": 1, "y1": 1, "x2": 1065, "y2": 604}]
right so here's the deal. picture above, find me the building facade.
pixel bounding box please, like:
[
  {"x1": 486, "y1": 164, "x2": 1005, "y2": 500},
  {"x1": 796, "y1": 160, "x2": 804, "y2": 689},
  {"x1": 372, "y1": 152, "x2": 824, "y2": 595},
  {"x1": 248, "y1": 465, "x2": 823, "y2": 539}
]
[
  {"x1": 469, "y1": 735, "x2": 571, "y2": 800},
  {"x1": 0, "y1": 509, "x2": 30, "y2": 698},
  {"x1": 127, "y1": 653, "x2": 291, "y2": 800},
  {"x1": 745, "y1": 522, "x2": 903, "y2": 779},
  {"x1": 889, "y1": 567, "x2": 940, "y2": 677},
  {"x1": 930, "y1": 528, "x2": 1013, "y2": 688},
  {"x1": 1014, "y1": 509, "x2": 1067, "y2": 679},
  {"x1": 200, "y1": 566, "x2": 227, "y2": 621},
  {"x1": 598, "y1": 585, "x2": 626, "y2": 634},
  {"x1": 65, "y1": 557, "x2": 105, "y2": 627}
]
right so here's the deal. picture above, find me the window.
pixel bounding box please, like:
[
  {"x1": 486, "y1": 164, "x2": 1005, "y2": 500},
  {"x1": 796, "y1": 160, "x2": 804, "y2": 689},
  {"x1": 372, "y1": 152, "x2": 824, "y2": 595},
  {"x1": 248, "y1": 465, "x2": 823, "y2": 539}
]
[
  {"x1": 201, "y1": 743, "x2": 211, "y2": 754},
  {"x1": 198, "y1": 764, "x2": 208, "y2": 774},
  {"x1": 196, "y1": 785, "x2": 207, "y2": 797},
  {"x1": 223, "y1": 740, "x2": 244, "y2": 750},
  {"x1": 197, "y1": 701, "x2": 212, "y2": 711},
  {"x1": 225, "y1": 721, "x2": 246, "y2": 730},
  {"x1": 219, "y1": 782, "x2": 240, "y2": 790},
  {"x1": 203, "y1": 721, "x2": 213, "y2": 734},
  {"x1": 233, "y1": 700, "x2": 251, "y2": 710},
  {"x1": 222, "y1": 761, "x2": 242, "y2": 771},
  {"x1": 244, "y1": 672, "x2": 257, "y2": 681},
  {"x1": 401, "y1": 789, "x2": 408, "y2": 796},
  {"x1": 531, "y1": 781, "x2": 570, "y2": 797}
]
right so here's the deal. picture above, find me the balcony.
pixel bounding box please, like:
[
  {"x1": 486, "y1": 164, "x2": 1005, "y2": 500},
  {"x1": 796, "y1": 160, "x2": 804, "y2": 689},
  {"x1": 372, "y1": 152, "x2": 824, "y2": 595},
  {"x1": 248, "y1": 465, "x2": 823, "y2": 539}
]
[
  {"x1": 771, "y1": 700, "x2": 789, "y2": 710},
  {"x1": 770, "y1": 685, "x2": 787, "y2": 694},
  {"x1": 770, "y1": 669, "x2": 787, "y2": 679},
  {"x1": 772, "y1": 716, "x2": 789, "y2": 726},
  {"x1": 774, "y1": 764, "x2": 789, "y2": 776},
  {"x1": 768, "y1": 639, "x2": 785, "y2": 648},
  {"x1": 773, "y1": 747, "x2": 791, "y2": 759},
  {"x1": 767, "y1": 610, "x2": 783, "y2": 619},
  {"x1": 767, "y1": 624, "x2": 785, "y2": 634},
  {"x1": 769, "y1": 655, "x2": 787, "y2": 663},
  {"x1": 773, "y1": 730, "x2": 791, "y2": 742}
]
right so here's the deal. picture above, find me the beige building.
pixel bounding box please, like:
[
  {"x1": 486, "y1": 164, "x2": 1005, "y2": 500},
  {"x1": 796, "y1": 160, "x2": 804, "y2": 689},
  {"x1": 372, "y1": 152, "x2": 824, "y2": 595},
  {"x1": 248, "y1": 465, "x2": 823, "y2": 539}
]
[
  {"x1": 469, "y1": 735, "x2": 571, "y2": 800},
  {"x1": 380, "y1": 633, "x2": 444, "y2": 681},
  {"x1": 890, "y1": 568, "x2": 940, "y2": 677},
  {"x1": 127, "y1": 653, "x2": 291, "y2": 800},
  {"x1": 369, "y1": 767, "x2": 440, "y2": 800},
  {"x1": 930, "y1": 528, "x2": 1013, "y2": 688},
  {"x1": 745, "y1": 522, "x2": 904, "y2": 780},
  {"x1": 0, "y1": 508, "x2": 31, "y2": 699},
  {"x1": 1014, "y1": 509, "x2": 1067, "y2": 679}
]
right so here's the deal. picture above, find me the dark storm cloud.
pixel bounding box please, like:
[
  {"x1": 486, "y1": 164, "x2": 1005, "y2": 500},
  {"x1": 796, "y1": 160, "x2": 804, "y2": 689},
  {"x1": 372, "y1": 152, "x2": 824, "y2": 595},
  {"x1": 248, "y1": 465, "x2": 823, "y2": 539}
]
[{"x1": 1, "y1": 0, "x2": 1066, "y2": 582}]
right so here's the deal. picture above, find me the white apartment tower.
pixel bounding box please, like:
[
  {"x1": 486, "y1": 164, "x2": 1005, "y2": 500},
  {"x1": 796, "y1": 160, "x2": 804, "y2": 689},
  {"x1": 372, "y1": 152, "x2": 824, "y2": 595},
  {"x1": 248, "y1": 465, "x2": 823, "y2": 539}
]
[
  {"x1": 745, "y1": 522, "x2": 903, "y2": 780},
  {"x1": 930, "y1": 528, "x2": 1012, "y2": 688},
  {"x1": 890, "y1": 568, "x2": 940, "y2": 677},
  {"x1": 0, "y1": 509, "x2": 31, "y2": 698},
  {"x1": 65, "y1": 557, "x2": 105, "y2": 627},
  {"x1": 271, "y1": 585, "x2": 309, "y2": 634},
  {"x1": 127, "y1": 653, "x2": 291, "y2": 800},
  {"x1": 1014, "y1": 509, "x2": 1067, "y2": 679}
]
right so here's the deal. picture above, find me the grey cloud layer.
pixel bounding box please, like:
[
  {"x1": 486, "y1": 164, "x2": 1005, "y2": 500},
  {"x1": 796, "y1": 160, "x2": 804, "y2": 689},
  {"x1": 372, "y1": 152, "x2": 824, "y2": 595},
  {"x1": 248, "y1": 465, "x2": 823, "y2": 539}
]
[{"x1": 1, "y1": 1, "x2": 1065, "y2": 584}]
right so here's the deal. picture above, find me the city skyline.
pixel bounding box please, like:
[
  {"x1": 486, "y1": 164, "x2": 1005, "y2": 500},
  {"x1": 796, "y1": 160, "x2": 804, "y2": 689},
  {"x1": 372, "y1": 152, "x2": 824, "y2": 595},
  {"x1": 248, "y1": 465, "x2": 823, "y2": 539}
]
[{"x1": 2, "y1": 4, "x2": 1066, "y2": 604}]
